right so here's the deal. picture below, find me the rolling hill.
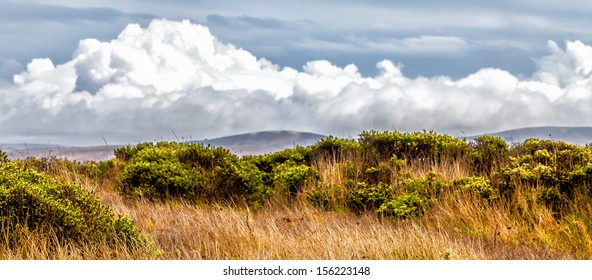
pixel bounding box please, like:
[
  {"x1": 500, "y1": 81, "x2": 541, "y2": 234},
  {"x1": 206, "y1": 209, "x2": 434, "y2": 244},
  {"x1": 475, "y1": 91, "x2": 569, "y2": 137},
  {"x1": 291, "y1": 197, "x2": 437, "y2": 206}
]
[{"x1": 190, "y1": 130, "x2": 326, "y2": 156}]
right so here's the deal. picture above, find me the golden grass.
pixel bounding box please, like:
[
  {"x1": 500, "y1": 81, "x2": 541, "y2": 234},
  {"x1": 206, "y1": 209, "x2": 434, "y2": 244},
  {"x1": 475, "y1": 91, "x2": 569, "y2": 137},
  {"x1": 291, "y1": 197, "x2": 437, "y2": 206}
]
[{"x1": 2, "y1": 154, "x2": 590, "y2": 259}]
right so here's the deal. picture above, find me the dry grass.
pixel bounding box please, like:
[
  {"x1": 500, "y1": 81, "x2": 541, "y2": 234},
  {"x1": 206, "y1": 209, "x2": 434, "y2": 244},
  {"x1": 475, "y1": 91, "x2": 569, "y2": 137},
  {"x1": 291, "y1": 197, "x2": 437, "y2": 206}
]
[{"x1": 2, "y1": 151, "x2": 591, "y2": 259}]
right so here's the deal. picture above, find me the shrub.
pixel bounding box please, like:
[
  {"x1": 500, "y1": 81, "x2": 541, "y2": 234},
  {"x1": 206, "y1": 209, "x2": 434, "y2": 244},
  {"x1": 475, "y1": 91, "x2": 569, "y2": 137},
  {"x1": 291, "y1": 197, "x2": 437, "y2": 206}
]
[
  {"x1": 468, "y1": 135, "x2": 509, "y2": 174},
  {"x1": 358, "y1": 130, "x2": 469, "y2": 163},
  {"x1": 119, "y1": 160, "x2": 203, "y2": 201},
  {"x1": 272, "y1": 161, "x2": 319, "y2": 196},
  {"x1": 312, "y1": 136, "x2": 360, "y2": 158},
  {"x1": 537, "y1": 186, "x2": 568, "y2": 213},
  {"x1": 402, "y1": 171, "x2": 446, "y2": 198},
  {"x1": 377, "y1": 193, "x2": 424, "y2": 220},
  {"x1": 452, "y1": 176, "x2": 498, "y2": 200},
  {"x1": 307, "y1": 185, "x2": 333, "y2": 210},
  {"x1": 348, "y1": 182, "x2": 394, "y2": 211},
  {"x1": 117, "y1": 142, "x2": 270, "y2": 208},
  {"x1": 0, "y1": 162, "x2": 145, "y2": 246}
]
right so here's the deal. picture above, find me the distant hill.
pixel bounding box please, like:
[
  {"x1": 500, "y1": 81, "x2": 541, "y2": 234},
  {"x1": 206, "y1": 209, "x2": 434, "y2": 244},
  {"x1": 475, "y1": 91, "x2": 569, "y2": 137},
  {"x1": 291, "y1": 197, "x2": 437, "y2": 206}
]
[
  {"x1": 4, "y1": 145, "x2": 123, "y2": 162},
  {"x1": 2, "y1": 130, "x2": 327, "y2": 161},
  {"x1": 191, "y1": 130, "x2": 326, "y2": 155},
  {"x1": 6, "y1": 126, "x2": 591, "y2": 162},
  {"x1": 471, "y1": 126, "x2": 592, "y2": 146}
]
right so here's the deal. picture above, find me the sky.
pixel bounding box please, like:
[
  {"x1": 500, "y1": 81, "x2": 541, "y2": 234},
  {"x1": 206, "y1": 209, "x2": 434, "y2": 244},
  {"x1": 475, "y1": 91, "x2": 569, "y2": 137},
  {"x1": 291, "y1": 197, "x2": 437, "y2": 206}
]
[{"x1": 1, "y1": 1, "x2": 592, "y2": 146}]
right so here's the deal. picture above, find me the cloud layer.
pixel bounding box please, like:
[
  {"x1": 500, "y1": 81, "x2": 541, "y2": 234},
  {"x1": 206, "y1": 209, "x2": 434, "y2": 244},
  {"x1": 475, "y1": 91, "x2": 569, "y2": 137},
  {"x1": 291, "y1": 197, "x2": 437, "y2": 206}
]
[{"x1": 2, "y1": 19, "x2": 592, "y2": 145}]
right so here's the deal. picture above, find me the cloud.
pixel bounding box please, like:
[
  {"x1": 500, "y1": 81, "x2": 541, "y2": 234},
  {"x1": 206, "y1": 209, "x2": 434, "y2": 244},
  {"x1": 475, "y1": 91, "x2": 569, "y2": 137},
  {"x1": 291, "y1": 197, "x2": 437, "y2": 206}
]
[
  {"x1": 0, "y1": 58, "x2": 24, "y2": 87},
  {"x1": 1, "y1": 19, "x2": 592, "y2": 145}
]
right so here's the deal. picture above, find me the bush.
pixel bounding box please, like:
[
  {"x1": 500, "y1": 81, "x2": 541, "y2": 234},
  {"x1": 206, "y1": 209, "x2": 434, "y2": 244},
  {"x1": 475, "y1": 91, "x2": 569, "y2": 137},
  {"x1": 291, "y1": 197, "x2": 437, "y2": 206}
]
[
  {"x1": 117, "y1": 142, "x2": 270, "y2": 208},
  {"x1": 468, "y1": 135, "x2": 509, "y2": 174},
  {"x1": 377, "y1": 193, "x2": 424, "y2": 220},
  {"x1": 0, "y1": 162, "x2": 145, "y2": 245},
  {"x1": 402, "y1": 171, "x2": 446, "y2": 198},
  {"x1": 312, "y1": 136, "x2": 360, "y2": 158},
  {"x1": 452, "y1": 176, "x2": 498, "y2": 200},
  {"x1": 307, "y1": 185, "x2": 333, "y2": 210},
  {"x1": 348, "y1": 182, "x2": 394, "y2": 212},
  {"x1": 119, "y1": 160, "x2": 203, "y2": 201},
  {"x1": 272, "y1": 161, "x2": 319, "y2": 197},
  {"x1": 358, "y1": 130, "x2": 469, "y2": 163}
]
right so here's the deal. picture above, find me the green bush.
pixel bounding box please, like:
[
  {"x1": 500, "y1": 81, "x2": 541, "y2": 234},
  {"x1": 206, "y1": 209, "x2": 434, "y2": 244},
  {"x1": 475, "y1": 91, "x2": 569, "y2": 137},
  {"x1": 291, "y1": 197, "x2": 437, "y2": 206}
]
[
  {"x1": 272, "y1": 160, "x2": 319, "y2": 197},
  {"x1": 402, "y1": 171, "x2": 446, "y2": 198},
  {"x1": 377, "y1": 193, "x2": 424, "y2": 220},
  {"x1": 469, "y1": 135, "x2": 509, "y2": 174},
  {"x1": 0, "y1": 162, "x2": 145, "y2": 245},
  {"x1": 117, "y1": 142, "x2": 270, "y2": 208},
  {"x1": 119, "y1": 160, "x2": 203, "y2": 200},
  {"x1": 537, "y1": 186, "x2": 568, "y2": 213},
  {"x1": 307, "y1": 185, "x2": 333, "y2": 210},
  {"x1": 313, "y1": 136, "x2": 361, "y2": 158},
  {"x1": 359, "y1": 130, "x2": 469, "y2": 164},
  {"x1": 452, "y1": 176, "x2": 498, "y2": 200},
  {"x1": 348, "y1": 182, "x2": 394, "y2": 211}
]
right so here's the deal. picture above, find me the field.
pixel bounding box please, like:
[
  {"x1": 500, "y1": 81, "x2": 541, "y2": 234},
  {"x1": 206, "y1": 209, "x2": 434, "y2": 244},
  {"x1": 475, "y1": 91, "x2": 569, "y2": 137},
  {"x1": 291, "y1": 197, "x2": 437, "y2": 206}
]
[{"x1": 1, "y1": 130, "x2": 592, "y2": 259}]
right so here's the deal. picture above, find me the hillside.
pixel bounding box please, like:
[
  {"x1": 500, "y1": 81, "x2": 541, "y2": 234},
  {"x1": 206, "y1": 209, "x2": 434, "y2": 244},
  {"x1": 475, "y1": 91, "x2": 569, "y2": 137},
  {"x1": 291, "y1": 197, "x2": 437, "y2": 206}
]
[{"x1": 190, "y1": 130, "x2": 326, "y2": 155}]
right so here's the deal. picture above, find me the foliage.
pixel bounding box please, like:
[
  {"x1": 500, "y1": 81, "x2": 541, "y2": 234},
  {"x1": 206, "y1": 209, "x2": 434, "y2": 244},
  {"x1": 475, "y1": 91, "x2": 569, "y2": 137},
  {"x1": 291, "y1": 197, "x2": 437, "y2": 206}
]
[
  {"x1": 358, "y1": 130, "x2": 469, "y2": 163},
  {"x1": 347, "y1": 182, "x2": 394, "y2": 212},
  {"x1": 272, "y1": 160, "x2": 319, "y2": 197},
  {"x1": 376, "y1": 193, "x2": 424, "y2": 220},
  {"x1": 401, "y1": 171, "x2": 446, "y2": 198},
  {"x1": 117, "y1": 142, "x2": 269, "y2": 207},
  {"x1": 452, "y1": 176, "x2": 498, "y2": 200},
  {"x1": 312, "y1": 136, "x2": 361, "y2": 158},
  {"x1": 306, "y1": 185, "x2": 333, "y2": 210},
  {"x1": 468, "y1": 135, "x2": 509, "y2": 174},
  {"x1": 0, "y1": 162, "x2": 145, "y2": 246}
]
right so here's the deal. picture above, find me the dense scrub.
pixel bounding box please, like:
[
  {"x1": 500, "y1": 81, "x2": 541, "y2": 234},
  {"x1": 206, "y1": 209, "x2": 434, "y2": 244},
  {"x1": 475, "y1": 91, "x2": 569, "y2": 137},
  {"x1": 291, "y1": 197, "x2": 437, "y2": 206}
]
[{"x1": 0, "y1": 159, "x2": 148, "y2": 251}]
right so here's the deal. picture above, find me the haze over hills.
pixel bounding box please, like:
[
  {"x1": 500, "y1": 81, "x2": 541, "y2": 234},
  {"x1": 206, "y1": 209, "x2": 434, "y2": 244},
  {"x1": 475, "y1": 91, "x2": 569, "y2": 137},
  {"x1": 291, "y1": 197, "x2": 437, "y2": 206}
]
[
  {"x1": 472, "y1": 126, "x2": 592, "y2": 146},
  {"x1": 4, "y1": 127, "x2": 592, "y2": 162},
  {"x1": 190, "y1": 130, "x2": 326, "y2": 156},
  {"x1": 2, "y1": 130, "x2": 327, "y2": 161}
]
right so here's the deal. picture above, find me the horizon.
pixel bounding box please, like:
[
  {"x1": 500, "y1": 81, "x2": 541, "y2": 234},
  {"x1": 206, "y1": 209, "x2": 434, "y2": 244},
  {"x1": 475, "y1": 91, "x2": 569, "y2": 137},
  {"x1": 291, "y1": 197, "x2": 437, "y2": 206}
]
[{"x1": 2, "y1": 2, "x2": 592, "y2": 146}]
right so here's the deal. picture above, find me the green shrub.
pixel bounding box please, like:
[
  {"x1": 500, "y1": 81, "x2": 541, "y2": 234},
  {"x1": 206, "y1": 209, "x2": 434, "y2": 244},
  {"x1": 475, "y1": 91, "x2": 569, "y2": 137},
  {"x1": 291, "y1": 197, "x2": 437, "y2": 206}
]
[
  {"x1": 0, "y1": 162, "x2": 145, "y2": 245},
  {"x1": 537, "y1": 186, "x2": 568, "y2": 213},
  {"x1": 307, "y1": 185, "x2": 333, "y2": 210},
  {"x1": 359, "y1": 130, "x2": 469, "y2": 163},
  {"x1": 452, "y1": 176, "x2": 498, "y2": 200},
  {"x1": 469, "y1": 135, "x2": 509, "y2": 174},
  {"x1": 312, "y1": 136, "x2": 360, "y2": 158},
  {"x1": 348, "y1": 182, "x2": 394, "y2": 211},
  {"x1": 117, "y1": 142, "x2": 270, "y2": 208},
  {"x1": 402, "y1": 171, "x2": 446, "y2": 198},
  {"x1": 377, "y1": 193, "x2": 423, "y2": 219},
  {"x1": 273, "y1": 161, "x2": 319, "y2": 197},
  {"x1": 119, "y1": 160, "x2": 203, "y2": 200}
]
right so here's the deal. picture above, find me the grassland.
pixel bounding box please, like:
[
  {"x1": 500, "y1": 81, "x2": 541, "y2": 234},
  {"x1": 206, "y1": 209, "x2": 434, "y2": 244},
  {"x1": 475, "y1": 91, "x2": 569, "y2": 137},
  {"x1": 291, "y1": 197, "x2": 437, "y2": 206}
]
[{"x1": 1, "y1": 131, "x2": 592, "y2": 259}]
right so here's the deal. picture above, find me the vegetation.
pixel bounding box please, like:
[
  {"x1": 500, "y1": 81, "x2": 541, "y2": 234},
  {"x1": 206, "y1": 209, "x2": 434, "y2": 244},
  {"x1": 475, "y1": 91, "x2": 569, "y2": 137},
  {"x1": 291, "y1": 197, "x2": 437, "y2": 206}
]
[{"x1": 2, "y1": 130, "x2": 592, "y2": 259}]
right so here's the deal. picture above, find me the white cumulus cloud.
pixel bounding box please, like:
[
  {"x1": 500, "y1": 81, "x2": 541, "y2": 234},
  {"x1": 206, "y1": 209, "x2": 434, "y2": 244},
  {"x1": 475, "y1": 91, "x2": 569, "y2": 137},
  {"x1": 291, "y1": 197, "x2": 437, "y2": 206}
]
[{"x1": 1, "y1": 19, "x2": 592, "y2": 145}]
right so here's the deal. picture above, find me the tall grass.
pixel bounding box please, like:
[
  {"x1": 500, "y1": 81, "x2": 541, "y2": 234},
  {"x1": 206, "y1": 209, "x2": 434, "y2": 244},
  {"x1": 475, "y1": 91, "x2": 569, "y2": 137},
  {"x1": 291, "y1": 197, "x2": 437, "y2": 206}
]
[{"x1": 3, "y1": 132, "x2": 592, "y2": 259}]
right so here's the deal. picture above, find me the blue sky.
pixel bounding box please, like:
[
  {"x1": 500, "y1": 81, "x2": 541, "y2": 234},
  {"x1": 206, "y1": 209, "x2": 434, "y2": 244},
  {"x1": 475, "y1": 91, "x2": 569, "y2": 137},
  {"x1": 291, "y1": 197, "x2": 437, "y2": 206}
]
[
  {"x1": 1, "y1": 1, "x2": 592, "y2": 145},
  {"x1": 4, "y1": 0, "x2": 592, "y2": 78}
]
